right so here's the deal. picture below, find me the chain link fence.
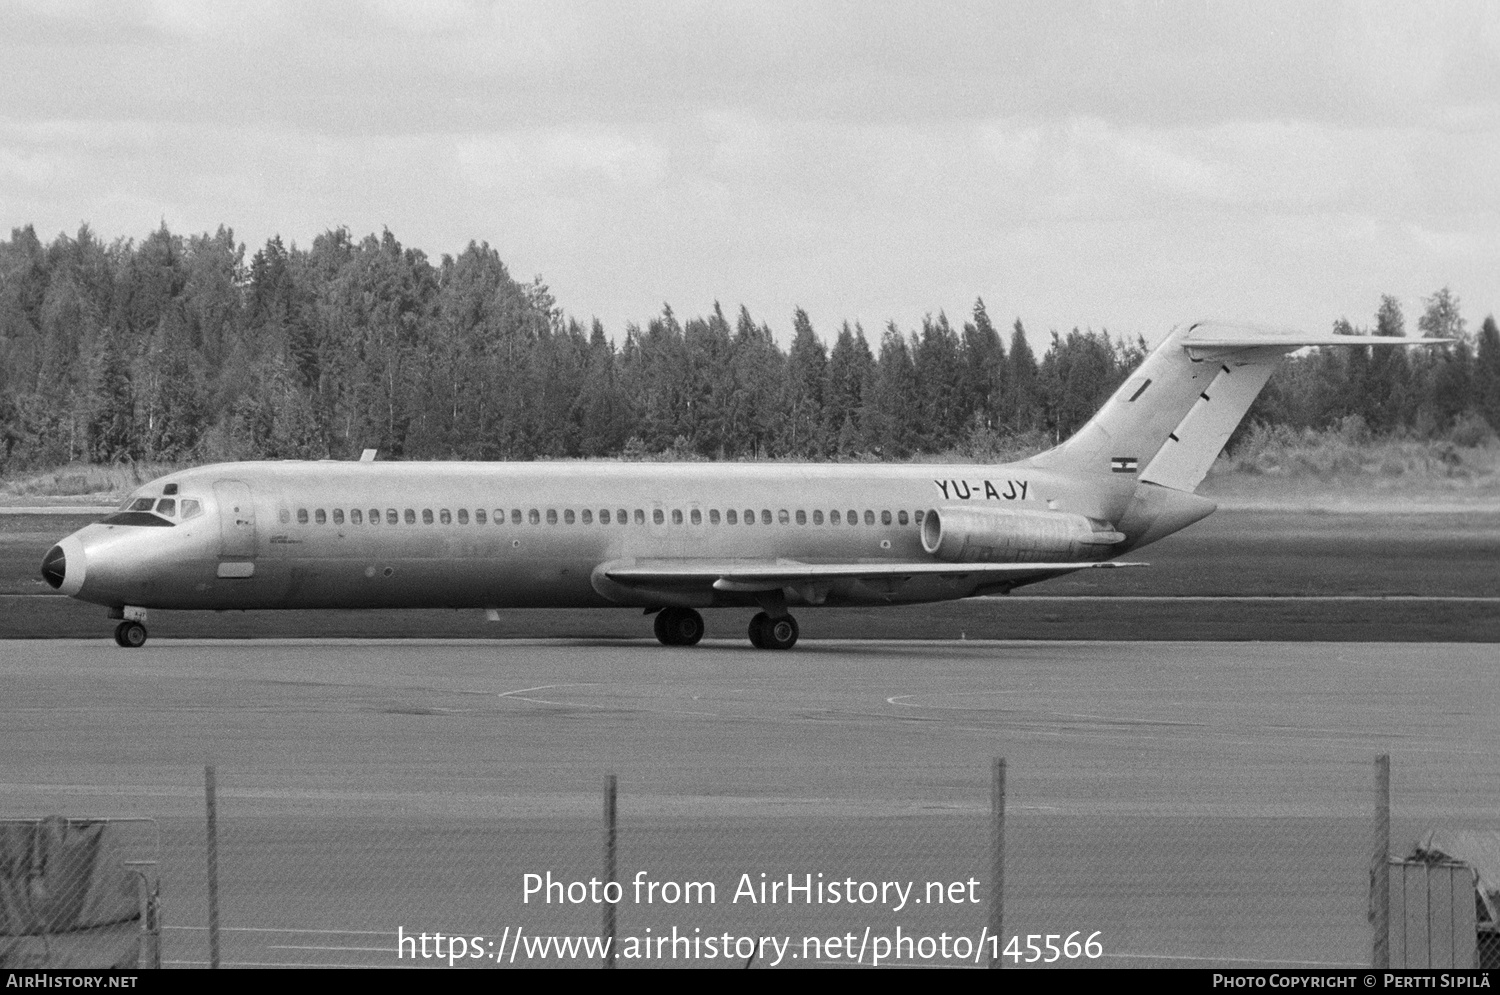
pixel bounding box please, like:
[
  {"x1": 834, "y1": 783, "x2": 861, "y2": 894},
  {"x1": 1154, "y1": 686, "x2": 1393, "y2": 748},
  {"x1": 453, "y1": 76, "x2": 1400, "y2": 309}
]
[{"x1": 12, "y1": 755, "x2": 1490, "y2": 970}]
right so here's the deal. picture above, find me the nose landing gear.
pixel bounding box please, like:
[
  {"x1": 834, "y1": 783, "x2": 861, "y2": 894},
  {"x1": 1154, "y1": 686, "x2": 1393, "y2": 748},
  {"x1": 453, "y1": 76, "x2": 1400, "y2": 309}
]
[{"x1": 113, "y1": 621, "x2": 148, "y2": 648}]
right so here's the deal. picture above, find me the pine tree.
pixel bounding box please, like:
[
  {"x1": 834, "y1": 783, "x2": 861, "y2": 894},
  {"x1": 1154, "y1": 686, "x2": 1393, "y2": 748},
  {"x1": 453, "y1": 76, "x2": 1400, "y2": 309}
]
[
  {"x1": 960, "y1": 298, "x2": 1006, "y2": 431},
  {"x1": 826, "y1": 321, "x2": 873, "y2": 455},
  {"x1": 1477, "y1": 315, "x2": 1500, "y2": 431},
  {"x1": 783, "y1": 307, "x2": 828, "y2": 457},
  {"x1": 1005, "y1": 319, "x2": 1039, "y2": 433}
]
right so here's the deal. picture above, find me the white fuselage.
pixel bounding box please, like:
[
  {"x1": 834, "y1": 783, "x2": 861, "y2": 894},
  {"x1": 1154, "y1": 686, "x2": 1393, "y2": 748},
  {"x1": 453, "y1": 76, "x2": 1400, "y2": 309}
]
[{"x1": 50, "y1": 459, "x2": 1171, "y2": 613}]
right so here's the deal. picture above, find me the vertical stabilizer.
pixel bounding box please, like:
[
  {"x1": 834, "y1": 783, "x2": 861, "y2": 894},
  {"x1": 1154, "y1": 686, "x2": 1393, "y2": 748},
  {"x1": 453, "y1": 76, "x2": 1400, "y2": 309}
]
[{"x1": 1025, "y1": 321, "x2": 1439, "y2": 494}]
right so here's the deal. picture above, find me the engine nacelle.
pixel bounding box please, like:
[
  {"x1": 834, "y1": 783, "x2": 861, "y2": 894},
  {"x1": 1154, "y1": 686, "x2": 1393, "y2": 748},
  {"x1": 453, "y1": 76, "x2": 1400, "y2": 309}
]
[{"x1": 921, "y1": 505, "x2": 1125, "y2": 563}]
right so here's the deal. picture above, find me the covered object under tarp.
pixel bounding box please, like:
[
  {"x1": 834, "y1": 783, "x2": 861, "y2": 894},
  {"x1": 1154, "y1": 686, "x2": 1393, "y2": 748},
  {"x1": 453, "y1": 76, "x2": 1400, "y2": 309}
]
[
  {"x1": 0, "y1": 817, "x2": 142, "y2": 968},
  {"x1": 1414, "y1": 829, "x2": 1500, "y2": 968}
]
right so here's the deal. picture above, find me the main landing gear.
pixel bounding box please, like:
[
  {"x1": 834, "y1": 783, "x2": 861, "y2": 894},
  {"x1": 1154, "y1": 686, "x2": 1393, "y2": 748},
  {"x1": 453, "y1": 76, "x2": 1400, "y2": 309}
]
[
  {"x1": 653, "y1": 607, "x2": 706, "y2": 646},
  {"x1": 748, "y1": 611, "x2": 798, "y2": 651},
  {"x1": 650, "y1": 607, "x2": 801, "y2": 649},
  {"x1": 113, "y1": 620, "x2": 148, "y2": 648}
]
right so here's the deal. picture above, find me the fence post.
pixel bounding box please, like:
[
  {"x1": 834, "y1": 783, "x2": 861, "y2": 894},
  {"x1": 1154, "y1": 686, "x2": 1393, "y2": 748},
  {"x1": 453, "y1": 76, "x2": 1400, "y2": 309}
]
[
  {"x1": 989, "y1": 757, "x2": 1005, "y2": 968},
  {"x1": 603, "y1": 773, "x2": 617, "y2": 969},
  {"x1": 1372, "y1": 753, "x2": 1390, "y2": 969},
  {"x1": 205, "y1": 764, "x2": 221, "y2": 970}
]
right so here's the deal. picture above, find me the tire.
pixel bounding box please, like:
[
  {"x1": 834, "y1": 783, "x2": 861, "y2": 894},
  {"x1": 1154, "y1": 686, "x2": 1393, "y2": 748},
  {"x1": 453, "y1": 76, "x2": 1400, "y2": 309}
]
[
  {"x1": 671, "y1": 609, "x2": 705, "y2": 647},
  {"x1": 113, "y1": 622, "x2": 130, "y2": 647},
  {"x1": 748, "y1": 612, "x2": 770, "y2": 649},
  {"x1": 653, "y1": 609, "x2": 676, "y2": 645},
  {"x1": 119, "y1": 621, "x2": 147, "y2": 648},
  {"x1": 761, "y1": 615, "x2": 798, "y2": 650}
]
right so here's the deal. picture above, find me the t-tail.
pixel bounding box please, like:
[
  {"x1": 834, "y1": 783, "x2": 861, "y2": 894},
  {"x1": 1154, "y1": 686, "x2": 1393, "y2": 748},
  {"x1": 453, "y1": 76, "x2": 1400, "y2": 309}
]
[{"x1": 1024, "y1": 321, "x2": 1443, "y2": 550}]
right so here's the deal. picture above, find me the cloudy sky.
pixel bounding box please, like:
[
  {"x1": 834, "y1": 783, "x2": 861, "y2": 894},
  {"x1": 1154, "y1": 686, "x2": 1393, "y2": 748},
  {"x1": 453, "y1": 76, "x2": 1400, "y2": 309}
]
[{"x1": 2, "y1": 0, "x2": 1497, "y2": 346}]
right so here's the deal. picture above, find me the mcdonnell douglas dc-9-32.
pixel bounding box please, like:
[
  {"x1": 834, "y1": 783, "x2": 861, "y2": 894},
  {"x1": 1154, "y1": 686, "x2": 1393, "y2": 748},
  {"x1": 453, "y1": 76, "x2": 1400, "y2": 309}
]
[{"x1": 41, "y1": 321, "x2": 1437, "y2": 650}]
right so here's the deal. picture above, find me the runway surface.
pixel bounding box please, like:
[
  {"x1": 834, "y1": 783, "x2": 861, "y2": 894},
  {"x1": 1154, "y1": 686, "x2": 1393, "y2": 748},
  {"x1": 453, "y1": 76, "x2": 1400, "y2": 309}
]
[{"x1": 1, "y1": 637, "x2": 1495, "y2": 968}]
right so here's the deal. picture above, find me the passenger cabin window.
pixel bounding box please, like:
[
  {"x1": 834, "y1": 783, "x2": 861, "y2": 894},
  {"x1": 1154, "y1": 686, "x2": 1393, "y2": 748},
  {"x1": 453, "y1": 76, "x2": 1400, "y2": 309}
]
[
  {"x1": 297, "y1": 509, "x2": 309, "y2": 524},
  {"x1": 156, "y1": 498, "x2": 176, "y2": 516},
  {"x1": 914, "y1": 510, "x2": 924, "y2": 523},
  {"x1": 422, "y1": 509, "x2": 433, "y2": 524},
  {"x1": 404, "y1": 509, "x2": 416, "y2": 524},
  {"x1": 761, "y1": 510, "x2": 772, "y2": 525},
  {"x1": 635, "y1": 509, "x2": 645, "y2": 525},
  {"x1": 671, "y1": 510, "x2": 682, "y2": 525},
  {"x1": 653, "y1": 509, "x2": 665, "y2": 525},
  {"x1": 333, "y1": 509, "x2": 344, "y2": 525},
  {"x1": 864, "y1": 510, "x2": 875, "y2": 525},
  {"x1": 316, "y1": 509, "x2": 327, "y2": 524},
  {"x1": 830, "y1": 510, "x2": 840, "y2": 524},
  {"x1": 813, "y1": 510, "x2": 823, "y2": 525},
  {"x1": 443, "y1": 509, "x2": 453, "y2": 524},
  {"x1": 617, "y1": 509, "x2": 627, "y2": 524},
  {"x1": 847, "y1": 509, "x2": 858, "y2": 524},
  {"x1": 529, "y1": 509, "x2": 540, "y2": 525},
  {"x1": 180, "y1": 499, "x2": 202, "y2": 520},
  {"x1": 456, "y1": 509, "x2": 467, "y2": 524},
  {"x1": 546, "y1": 509, "x2": 558, "y2": 525},
  {"x1": 351, "y1": 509, "x2": 363, "y2": 524},
  {"x1": 581, "y1": 510, "x2": 592, "y2": 524},
  {"x1": 512, "y1": 509, "x2": 522, "y2": 524},
  {"x1": 881, "y1": 510, "x2": 892, "y2": 525},
  {"x1": 709, "y1": 510, "x2": 719, "y2": 525},
  {"x1": 795, "y1": 510, "x2": 806, "y2": 525},
  {"x1": 898, "y1": 511, "x2": 908, "y2": 526},
  {"x1": 690, "y1": 509, "x2": 701, "y2": 525},
  {"x1": 474, "y1": 510, "x2": 485, "y2": 525},
  {"x1": 600, "y1": 509, "x2": 611, "y2": 525},
  {"x1": 778, "y1": 509, "x2": 790, "y2": 524},
  {"x1": 387, "y1": 509, "x2": 398, "y2": 525},
  {"x1": 369, "y1": 508, "x2": 380, "y2": 524}
]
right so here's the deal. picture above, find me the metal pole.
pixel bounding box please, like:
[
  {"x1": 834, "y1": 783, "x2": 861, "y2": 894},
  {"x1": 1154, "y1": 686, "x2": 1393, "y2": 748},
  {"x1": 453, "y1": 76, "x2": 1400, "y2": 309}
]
[
  {"x1": 603, "y1": 774, "x2": 617, "y2": 969},
  {"x1": 205, "y1": 764, "x2": 221, "y2": 970},
  {"x1": 1372, "y1": 753, "x2": 1390, "y2": 969},
  {"x1": 989, "y1": 757, "x2": 1005, "y2": 968}
]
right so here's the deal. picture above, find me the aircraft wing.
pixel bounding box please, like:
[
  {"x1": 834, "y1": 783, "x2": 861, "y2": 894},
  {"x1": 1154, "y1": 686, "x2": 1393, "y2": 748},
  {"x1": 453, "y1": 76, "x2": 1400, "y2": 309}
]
[{"x1": 597, "y1": 558, "x2": 1144, "y2": 598}]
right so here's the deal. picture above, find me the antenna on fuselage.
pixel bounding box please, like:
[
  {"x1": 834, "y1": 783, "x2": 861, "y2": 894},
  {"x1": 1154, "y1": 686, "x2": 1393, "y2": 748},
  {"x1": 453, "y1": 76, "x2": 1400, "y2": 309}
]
[{"x1": 359, "y1": 449, "x2": 378, "y2": 462}]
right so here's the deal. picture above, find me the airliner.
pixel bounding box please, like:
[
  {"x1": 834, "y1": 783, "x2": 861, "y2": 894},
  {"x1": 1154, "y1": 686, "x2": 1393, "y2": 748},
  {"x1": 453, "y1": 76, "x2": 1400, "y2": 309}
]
[{"x1": 40, "y1": 321, "x2": 1435, "y2": 649}]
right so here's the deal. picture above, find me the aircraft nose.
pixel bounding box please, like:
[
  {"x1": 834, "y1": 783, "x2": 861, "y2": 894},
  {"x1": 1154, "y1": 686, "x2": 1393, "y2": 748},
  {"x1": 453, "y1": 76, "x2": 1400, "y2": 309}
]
[{"x1": 41, "y1": 545, "x2": 66, "y2": 589}]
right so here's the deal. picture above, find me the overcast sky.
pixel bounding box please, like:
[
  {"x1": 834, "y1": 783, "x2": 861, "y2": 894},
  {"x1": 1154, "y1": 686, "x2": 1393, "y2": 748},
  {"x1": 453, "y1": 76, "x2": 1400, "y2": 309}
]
[{"x1": 3, "y1": 0, "x2": 1497, "y2": 347}]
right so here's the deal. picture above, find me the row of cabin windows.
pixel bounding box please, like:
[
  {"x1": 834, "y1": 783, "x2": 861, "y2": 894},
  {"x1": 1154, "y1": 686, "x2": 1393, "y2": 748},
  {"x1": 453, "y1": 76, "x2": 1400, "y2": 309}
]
[{"x1": 278, "y1": 506, "x2": 925, "y2": 528}]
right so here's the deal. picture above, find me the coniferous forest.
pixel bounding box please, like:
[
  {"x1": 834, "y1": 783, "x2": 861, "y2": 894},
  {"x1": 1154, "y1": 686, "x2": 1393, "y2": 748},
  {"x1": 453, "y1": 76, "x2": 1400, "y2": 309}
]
[{"x1": 2, "y1": 222, "x2": 1498, "y2": 474}]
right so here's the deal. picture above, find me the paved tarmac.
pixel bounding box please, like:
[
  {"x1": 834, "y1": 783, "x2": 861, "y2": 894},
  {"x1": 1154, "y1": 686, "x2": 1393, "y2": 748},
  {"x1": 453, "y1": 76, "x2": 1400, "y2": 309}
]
[{"x1": 1, "y1": 638, "x2": 1494, "y2": 968}]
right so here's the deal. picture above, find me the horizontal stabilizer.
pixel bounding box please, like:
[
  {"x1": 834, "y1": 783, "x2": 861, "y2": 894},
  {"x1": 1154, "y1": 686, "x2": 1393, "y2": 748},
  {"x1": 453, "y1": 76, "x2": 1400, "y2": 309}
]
[{"x1": 1182, "y1": 322, "x2": 1448, "y2": 352}]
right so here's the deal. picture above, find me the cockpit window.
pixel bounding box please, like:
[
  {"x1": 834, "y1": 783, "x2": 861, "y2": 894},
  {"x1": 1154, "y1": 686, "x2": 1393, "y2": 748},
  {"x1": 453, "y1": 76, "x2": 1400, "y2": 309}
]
[
  {"x1": 180, "y1": 499, "x2": 203, "y2": 521},
  {"x1": 155, "y1": 498, "x2": 177, "y2": 516},
  {"x1": 129, "y1": 497, "x2": 155, "y2": 512},
  {"x1": 100, "y1": 512, "x2": 175, "y2": 527}
]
